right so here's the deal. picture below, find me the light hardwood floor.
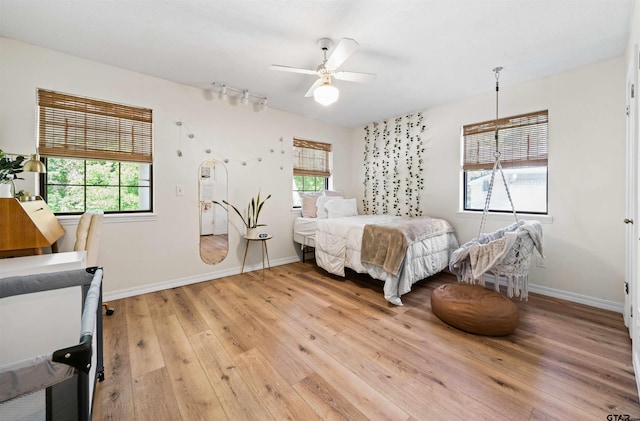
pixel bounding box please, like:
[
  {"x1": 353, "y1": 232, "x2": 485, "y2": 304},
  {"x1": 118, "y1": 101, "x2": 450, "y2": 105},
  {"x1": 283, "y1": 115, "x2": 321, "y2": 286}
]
[{"x1": 93, "y1": 262, "x2": 640, "y2": 420}]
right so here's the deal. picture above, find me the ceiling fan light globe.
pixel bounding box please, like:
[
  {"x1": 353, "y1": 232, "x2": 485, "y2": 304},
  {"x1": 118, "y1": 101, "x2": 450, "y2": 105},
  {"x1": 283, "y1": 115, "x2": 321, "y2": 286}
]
[{"x1": 313, "y1": 84, "x2": 339, "y2": 106}]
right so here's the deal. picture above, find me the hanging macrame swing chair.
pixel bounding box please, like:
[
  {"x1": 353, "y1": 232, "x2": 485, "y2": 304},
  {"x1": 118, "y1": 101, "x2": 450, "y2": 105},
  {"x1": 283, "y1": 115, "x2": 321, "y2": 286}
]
[{"x1": 448, "y1": 67, "x2": 543, "y2": 300}]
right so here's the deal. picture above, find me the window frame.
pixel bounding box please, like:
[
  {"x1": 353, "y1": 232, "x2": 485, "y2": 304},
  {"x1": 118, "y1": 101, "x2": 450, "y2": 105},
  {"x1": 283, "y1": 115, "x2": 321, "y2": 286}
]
[
  {"x1": 37, "y1": 89, "x2": 153, "y2": 215},
  {"x1": 462, "y1": 110, "x2": 549, "y2": 215},
  {"x1": 41, "y1": 157, "x2": 153, "y2": 215},
  {"x1": 292, "y1": 138, "x2": 332, "y2": 208}
]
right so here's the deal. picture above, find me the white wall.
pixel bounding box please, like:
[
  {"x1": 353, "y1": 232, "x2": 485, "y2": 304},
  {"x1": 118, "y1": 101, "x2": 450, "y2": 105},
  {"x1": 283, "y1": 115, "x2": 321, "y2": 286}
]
[
  {"x1": 0, "y1": 37, "x2": 353, "y2": 298},
  {"x1": 627, "y1": 0, "x2": 639, "y2": 65},
  {"x1": 351, "y1": 57, "x2": 627, "y2": 308}
]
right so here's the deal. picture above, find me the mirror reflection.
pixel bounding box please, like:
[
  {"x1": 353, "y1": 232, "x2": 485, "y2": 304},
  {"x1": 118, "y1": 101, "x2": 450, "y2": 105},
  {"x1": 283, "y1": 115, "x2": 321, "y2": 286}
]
[{"x1": 199, "y1": 160, "x2": 228, "y2": 264}]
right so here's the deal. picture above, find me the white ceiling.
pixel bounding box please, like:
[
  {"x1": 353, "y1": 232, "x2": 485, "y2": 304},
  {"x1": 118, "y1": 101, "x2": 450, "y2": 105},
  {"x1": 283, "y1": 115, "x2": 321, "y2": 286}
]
[{"x1": 0, "y1": 0, "x2": 634, "y2": 128}]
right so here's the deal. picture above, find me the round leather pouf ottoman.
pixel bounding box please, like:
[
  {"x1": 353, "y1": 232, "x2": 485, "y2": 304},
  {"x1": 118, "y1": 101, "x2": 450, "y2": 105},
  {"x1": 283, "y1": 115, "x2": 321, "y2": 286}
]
[{"x1": 431, "y1": 283, "x2": 519, "y2": 336}]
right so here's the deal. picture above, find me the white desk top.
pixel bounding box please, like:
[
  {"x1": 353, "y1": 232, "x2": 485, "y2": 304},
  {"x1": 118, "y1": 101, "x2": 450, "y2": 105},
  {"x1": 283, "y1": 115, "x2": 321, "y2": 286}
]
[{"x1": 0, "y1": 251, "x2": 87, "y2": 278}]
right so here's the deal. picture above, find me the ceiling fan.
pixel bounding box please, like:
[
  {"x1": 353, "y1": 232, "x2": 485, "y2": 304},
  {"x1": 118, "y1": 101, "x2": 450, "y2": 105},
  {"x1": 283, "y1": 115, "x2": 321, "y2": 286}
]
[{"x1": 268, "y1": 38, "x2": 376, "y2": 106}]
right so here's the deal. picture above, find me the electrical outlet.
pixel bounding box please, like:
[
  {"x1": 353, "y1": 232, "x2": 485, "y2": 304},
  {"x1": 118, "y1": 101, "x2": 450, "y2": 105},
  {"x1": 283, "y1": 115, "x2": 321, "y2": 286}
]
[
  {"x1": 176, "y1": 184, "x2": 184, "y2": 196},
  {"x1": 536, "y1": 256, "x2": 546, "y2": 268}
]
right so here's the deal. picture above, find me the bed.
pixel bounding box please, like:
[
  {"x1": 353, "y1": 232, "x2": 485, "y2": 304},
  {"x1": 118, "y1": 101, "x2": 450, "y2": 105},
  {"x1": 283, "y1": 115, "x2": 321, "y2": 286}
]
[{"x1": 294, "y1": 213, "x2": 459, "y2": 305}]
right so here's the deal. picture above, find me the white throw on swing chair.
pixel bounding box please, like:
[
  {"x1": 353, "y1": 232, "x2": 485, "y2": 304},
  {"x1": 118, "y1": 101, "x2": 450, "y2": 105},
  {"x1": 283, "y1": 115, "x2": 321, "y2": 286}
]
[{"x1": 449, "y1": 67, "x2": 543, "y2": 300}]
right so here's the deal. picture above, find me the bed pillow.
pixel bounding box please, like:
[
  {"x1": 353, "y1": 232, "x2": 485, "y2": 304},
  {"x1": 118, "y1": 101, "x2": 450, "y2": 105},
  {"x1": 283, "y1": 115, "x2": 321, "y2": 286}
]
[
  {"x1": 301, "y1": 192, "x2": 322, "y2": 218},
  {"x1": 316, "y1": 195, "x2": 343, "y2": 219},
  {"x1": 324, "y1": 198, "x2": 358, "y2": 218}
]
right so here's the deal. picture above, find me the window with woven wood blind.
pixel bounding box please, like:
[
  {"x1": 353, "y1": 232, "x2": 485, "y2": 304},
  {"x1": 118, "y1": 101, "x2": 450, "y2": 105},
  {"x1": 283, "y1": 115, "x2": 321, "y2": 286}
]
[
  {"x1": 462, "y1": 110, "x2": 548, "y2": 214},
  {"x1": 38, "y1": 89, "x2": 153, "y2": 163},
  {"x1": 38, "y1": 89, "x2": 154, "y2": 214},
  {"x1": 293, "y1": 138, "x2": 331, "y2": 177},
  {"x1": 463, "y1": 110, "x2": 548, "y2": 171},
  {"x1": 292, "y1": 138, "x2": 332, "y2": 208}
]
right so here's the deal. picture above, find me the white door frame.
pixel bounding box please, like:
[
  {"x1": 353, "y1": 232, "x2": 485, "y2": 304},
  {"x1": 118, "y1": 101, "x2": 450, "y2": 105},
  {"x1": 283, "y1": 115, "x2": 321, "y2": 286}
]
[
  {"x1": 626, "y1": 48, "x2": 638, "y2": 330},
  {"x1": 627, "y1": 43, "x2": 640, "y2": 400}
]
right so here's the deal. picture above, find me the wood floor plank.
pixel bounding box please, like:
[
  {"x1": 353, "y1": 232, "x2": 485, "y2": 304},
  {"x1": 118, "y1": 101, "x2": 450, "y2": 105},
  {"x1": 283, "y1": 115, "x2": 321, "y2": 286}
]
[
  {"x1": 92, "y1": 298, "x2": 135, "y2": 421},
  {"x1": 286, "y1": 312, "x2": 470, "y2": 420},
  {"x1": 125, "y1": 294, "x2": 165, "y2": 378},
  {"x1": 233, "y1": 347, "x2": 322, "y2": 420},
  {"x1": 292, "y1": 372, "x2": 370, "y2": 421},
  {"x1": 208, "y1": 279, "x2": 316, "y2": 384},
  {"x1": 152, "y1": 314, "x2": 227, "y2": 420},
  {"x1": 185, "y1": 281, "x2": 252, "y2": 357},
  {"x1": 131, "y1": 368, "x2": 182, "y2": 421},
  {"x1": 267, "y1": 318, "x2": 413, "y2": 420},
  {"x1": 164, "y1": 286, "x2": 210, "y2": 337},
  {"x1": 94, "y1": 263, "x2": 640, "y2": 420},
  {"x1": 190, "y1": 330, "x2": 272, "y2": 421}
]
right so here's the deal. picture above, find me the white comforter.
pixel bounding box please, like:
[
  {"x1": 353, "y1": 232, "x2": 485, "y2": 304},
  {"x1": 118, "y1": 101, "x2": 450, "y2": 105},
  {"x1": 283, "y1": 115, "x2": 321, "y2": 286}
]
[{"x1": 314, "y1": 215, "x2": 458, "y2": 305}]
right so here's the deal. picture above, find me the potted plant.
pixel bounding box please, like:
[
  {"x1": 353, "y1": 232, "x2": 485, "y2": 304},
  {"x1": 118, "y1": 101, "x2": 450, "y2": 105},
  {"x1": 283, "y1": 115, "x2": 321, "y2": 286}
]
[
  {"x1": 214, "y1": 191, "x2": 271, "y2": 238},
  {"x1": 0, "y1": 149, "x2": 26, "y2": 198}
]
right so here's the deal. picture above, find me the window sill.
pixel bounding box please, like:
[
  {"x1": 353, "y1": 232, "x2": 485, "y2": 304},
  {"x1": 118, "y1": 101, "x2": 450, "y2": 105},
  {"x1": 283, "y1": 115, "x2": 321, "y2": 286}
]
[
  {"x1": 456, "y1": 211, "x2": 553, "y2": 224},
  {"x1": 57, "y1": 212, "x2": 158, "y2": 227}
]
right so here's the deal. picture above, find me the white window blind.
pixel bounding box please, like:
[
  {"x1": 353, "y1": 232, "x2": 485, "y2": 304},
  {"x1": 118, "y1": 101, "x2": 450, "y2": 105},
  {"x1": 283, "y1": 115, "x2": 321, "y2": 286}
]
[{"x1": 293, "y1": 138, "x2": 331, "y2": 177}]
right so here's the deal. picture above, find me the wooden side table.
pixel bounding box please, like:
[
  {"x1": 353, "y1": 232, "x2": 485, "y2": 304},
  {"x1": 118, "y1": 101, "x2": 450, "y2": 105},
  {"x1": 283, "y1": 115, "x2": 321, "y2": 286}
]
[{"x1": 241, "y1": 234, "x2": 273, "y2": 274}]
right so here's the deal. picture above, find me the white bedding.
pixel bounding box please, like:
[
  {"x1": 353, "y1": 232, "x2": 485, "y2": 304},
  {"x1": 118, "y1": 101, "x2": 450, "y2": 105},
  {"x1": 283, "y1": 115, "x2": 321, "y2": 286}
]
[
  {"x1": 293, "y1": 217, "x2": 317, "y2": 247},
  {"x1": 295, "y1": 215, "x2": 459, "y2": 305}
]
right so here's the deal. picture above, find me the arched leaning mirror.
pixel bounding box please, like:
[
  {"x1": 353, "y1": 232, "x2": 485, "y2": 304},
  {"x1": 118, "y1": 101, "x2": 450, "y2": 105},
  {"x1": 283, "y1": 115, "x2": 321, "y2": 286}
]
[{"x1": 199, "y1": 160, "x2": 228, "y2": 264}]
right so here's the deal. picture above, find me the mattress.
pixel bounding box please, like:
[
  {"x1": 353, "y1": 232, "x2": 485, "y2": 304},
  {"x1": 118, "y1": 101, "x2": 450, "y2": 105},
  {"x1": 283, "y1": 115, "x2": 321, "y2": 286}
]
[{"x1": 293, "y1": 217, "x2": 318, "y2": 247}]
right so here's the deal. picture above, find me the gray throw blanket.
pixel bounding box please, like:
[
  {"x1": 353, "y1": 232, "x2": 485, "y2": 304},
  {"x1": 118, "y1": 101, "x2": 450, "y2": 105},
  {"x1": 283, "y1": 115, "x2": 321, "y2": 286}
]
[
  {"x1": 449, "y1": 220, "x2": 543, "y2": 299},
  {"x1": 361, "y1": 216, "x2": 455, "y2": 276}
]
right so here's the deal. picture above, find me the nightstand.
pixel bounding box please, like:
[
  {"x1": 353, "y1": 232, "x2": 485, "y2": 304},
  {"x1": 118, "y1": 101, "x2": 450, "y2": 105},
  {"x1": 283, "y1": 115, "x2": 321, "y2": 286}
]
[{"x1": 241, "y1": 234, "x2": 273, "y2": 274}]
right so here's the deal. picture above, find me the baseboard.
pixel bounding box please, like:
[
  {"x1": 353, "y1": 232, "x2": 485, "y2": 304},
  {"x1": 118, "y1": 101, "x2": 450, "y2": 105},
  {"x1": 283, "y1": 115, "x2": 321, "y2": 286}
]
[
  {"x1": 105, "y1": 257, "x2": 624, "y2": 314},
  {"x1": 103, "y1": 255, "x2": 300, "y2": 302},
  {"x1": 528, "y1": 283, "x2": 623, "y2": 313},
  {"x1": 480, "y1": 273, "x2": 624, "y2": 313}
]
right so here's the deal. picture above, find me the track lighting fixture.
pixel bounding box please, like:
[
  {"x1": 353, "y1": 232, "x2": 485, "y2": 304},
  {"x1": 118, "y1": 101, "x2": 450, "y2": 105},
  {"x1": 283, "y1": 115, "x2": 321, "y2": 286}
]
[{"x1": 210, "y1": 82, "x2": 267, "y2": 111}]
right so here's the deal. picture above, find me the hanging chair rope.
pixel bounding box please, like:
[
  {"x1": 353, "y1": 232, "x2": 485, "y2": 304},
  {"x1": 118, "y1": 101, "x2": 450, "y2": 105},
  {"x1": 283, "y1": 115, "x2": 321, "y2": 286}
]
[
  {"x1": 478, "y1": 67, "x2": 519, "y2": 238},
  {"x1": 449, "y1": 66, "x2": 543, "y2": 300}
]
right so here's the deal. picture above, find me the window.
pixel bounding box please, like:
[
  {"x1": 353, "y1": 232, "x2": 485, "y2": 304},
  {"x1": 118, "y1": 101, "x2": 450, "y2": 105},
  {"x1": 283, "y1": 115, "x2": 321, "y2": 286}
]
[
  {"x1": 292, "y1": 138, "x2": 331, "y2": 207},
  {"x1": 37, "y1": 89, "x2": 153, "y2": 214},
  {"x1": 463, "y1": 110, "x2": 548, "y2": 214}
]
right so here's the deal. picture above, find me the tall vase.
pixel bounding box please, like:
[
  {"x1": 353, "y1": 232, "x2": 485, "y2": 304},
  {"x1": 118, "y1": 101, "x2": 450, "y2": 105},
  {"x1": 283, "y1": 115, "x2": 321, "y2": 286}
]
[
  {"x1": 0, "y1": 179, "x2": 15, "y2": 198},
  {"x1": 246, "y1": 227, "x2": 257, "y2": 239}
]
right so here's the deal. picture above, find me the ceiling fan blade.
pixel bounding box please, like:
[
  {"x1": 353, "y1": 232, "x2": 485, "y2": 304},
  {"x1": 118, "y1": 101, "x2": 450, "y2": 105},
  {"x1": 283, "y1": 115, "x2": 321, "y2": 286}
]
[
  {"x1": 334, "y1": 71, "x2": 376, "y2": 83},
  {"x1": 268, "y1": 64, "x2": 317, "y2": 75},
  {"x1": 304, "y1": 78, "x2": 322, "y2": 97},
  {"x1": 326, "y1": 38, "x2": 359, "y2": 69}
]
